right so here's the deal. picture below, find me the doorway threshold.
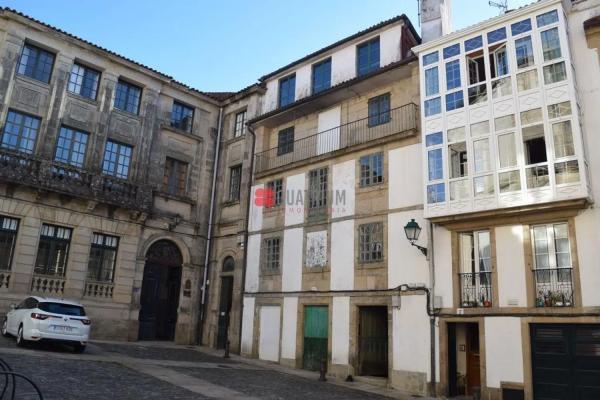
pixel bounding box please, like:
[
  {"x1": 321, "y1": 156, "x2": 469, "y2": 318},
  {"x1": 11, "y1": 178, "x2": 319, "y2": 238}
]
[{"x1": 353, "y1": 375, "x2": 388, "y2": 388}]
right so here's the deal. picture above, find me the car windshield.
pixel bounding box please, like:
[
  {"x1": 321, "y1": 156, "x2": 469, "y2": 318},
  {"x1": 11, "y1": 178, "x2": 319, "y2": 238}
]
[{"x1": 38, "y1": 302, "x2": 86, "y2": 316}]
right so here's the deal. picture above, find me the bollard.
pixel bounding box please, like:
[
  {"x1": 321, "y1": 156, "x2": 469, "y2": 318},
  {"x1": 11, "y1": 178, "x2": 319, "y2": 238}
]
[
  {"x1": 318, "y1": 359, "x2": 327, "y2": 382},
  {"x1": 224, "y1": 340, "x2": 230, "y2": 359}
]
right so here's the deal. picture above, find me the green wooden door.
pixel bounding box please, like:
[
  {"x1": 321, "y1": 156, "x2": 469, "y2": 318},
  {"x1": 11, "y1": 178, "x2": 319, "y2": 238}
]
[{"x1": 303, "y1": 306, "x2": 328, "y2": 371}]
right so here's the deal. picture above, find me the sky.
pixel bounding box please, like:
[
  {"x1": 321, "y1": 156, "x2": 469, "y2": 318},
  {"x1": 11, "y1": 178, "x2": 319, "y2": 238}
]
[{"x1": 0, "y1": 0, "x2": 533, "y2": 92}]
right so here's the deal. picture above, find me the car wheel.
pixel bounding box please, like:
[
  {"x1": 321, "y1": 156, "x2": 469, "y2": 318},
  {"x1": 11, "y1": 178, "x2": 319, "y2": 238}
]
[
  {"x1": 1, "y1": 319, "x2": 9, "y2": 337},
  {"x1": 16, "y1": 325, "x2": 27, "y2": 348},
  {"x1": 73, "y1": 344, "x2": 86, "y2": 353}
]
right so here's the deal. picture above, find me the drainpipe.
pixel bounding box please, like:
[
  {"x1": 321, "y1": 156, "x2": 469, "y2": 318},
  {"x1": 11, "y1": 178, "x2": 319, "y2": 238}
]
[
  {"x1": 237, "y1": 123, "x2": 256, "y2": 353},
  {"x1": 428, "y1": 221, "x2": 437, "y2": 398},
  {"x1": 197, "y1": 106, "x2": 224, "y2": 345}
]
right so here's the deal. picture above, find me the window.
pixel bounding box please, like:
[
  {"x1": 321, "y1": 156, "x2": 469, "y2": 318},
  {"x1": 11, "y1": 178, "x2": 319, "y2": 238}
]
[
  {"x1": 473, "y1": 139, "x2": 491, "y2": 173},
  {"x1": 520, "y1": 108, "x2": 542, "y2": 125},
  {"x1": 552, "y1": 121, "x2": 575, "y2": 158},
  {"x1": 262, "y1": 237, "x2": 281, "y2": 272},
  {"x1": 543, "y1": 62, "x2": 566, "y2": 85},
  {"x1": 515, "y1": 37, "x2": 535, "y2": 69},
  {"x1": 308, "y1": 167, "x2": 328, "y2": 213},
  {"x1": 17, "y1": 44, "x2": 54, "y2": 83},
  {"x1": 511, "y1": 19, "x2": 532, "y2": 36},
  {"x1": 428, "y1": 149, "x2": 443, "y2": 181},
  {"x1": 0, "y1": 216, "x2": 18, "y2": 271},
  {"x1": 540, "y1": 28, "x2": 561, "y2": 62},
  {"x1": 445, "y1": 91, "x2": 464, "y2": 111},
  {"x1": 487, "y1": 27, "x2": 506, "y2": 44},
  {"x1": 359, "y1": 152, "x2": 384, "y2": 187},
  {"x1": 359, "y1": 222, "x2": 383, "y2": 263},
  {"x1": 449, "y1": 142, "x2": 467, "y2": 178},
  {"x1": 517, "y1": 69, "x2": 539, "y2": 91},
  {"x1": 474, "y1": 175, "x2": 494, "y2": 197},
  {"x1": 222, "y1": 256, "x2": 235, "y2": 272},
  {"x1": 34, "y1": 224, "x2": 72, "y2": 276},
  {"x1": 425, "y1": 97, "x2": 441, "y2": 117},
  {"x1": 312, "y1": 58, "x2": 331, "y2": 94},
  {"x1": 494, "y1": 115, "x2": 515, "y2": 131},
  {"x1": 228, "y1": 165, "x2": 242, "y2": 202},
  {"x1": 425, "y1": 67, "x2": 439, "y2": 97},
  {"x1": 467, "y1": 52, "x2": 486, "y2": 85},
  {"x1": 548, "y1": 101, "x2": 571, "y2": 119},
  {"x1": 163, "y1": 157, "x2": 188, "y2": 196},
  {"x1": 531, "y1": 223, "x2": 573, "y2": 307},
  {"x1": 555, "y1": 160, "x2": 579, "y2": 184},
  {"x1": 489, "y1": 43, "x2": 508, "y2": 78},
  {"x1": 459, "y1": 231, "x2": 492, "y2": 307},
  {"x1": 233, "y1": 110, "x2": 247, "y2": 138},
  {"x1": 446, "y1": 60, "x2": 461, "y2": 90},
  {"x1": 266, "y1": 179, "x2": 283, "y2": 207},
  {"x1": 368, "y1": 93, "x2": 390, "y2": 126},
  {"x1": 523, "y1": 124, "x2": 547, "y2": 165},
  {"x1": 423, "y1": 51, "x2": 439, "y2": 66},
  {"x1": 102, "y1": 140, "x2": 132, "y2": 179},
  {"x1": 468, "y1": 84, "x2": 487, "y2": 105},
  {"x1": 450, "y1": 180, "x2": 469, "y2": 201},
  {"x1": 492, "y1": 77, "x2": 512, "y2": 99},
  {"x1": 470, "y1": 121, "x2": 489, "y2": 137},
  {"x1": 464, "y1": 36, "x2": 482, "y2": 52},
  {"x1": 426, "y1": 132, "x2": 443, "y2": 147},
  {"x1": 68, "y1": 63, "x2": 100, "y2": 100},
  {"x1": 54, "y1": 126, "x2": 88, "y2": 167},
  {"x1": 114, "y1": 80, "x2": 141, "y2": 114},
  {"x1": 443, "y1": 44, "x2": 460, "y2": 59},
  {"x1": 277, "y1": 127, "x2": 294, "y2": 156},
  {"x1": 87, "y1": 233, "x2": 118, "y2": 282},
  {"x1": 498, "y1": 133, "x2": 517, "y2": 168},
  {"x1": 537, "y1": 10, "x2": 559, "y2": 28},
  {"x1": 357, "y1": 37, "x2": 380, "y2": 76},
  {"x1": 427, "y1": 183, "x2": 445, "y2": 203},
  {"x1": 1, "y1": 110, "x2": 40, "y2": 154},
  {"x1": 447, "y1": 126, "x2": 465, "y2": 143},
  {"x1": 278, "y1": 74, "x2": 296, "y2": 107},
  {"x1": 499, "y1": 170, "x2": 521, "y2": 193},
  {"x1": 171, "y1": 101, "x2": 194, "y2": 132},
  {"x1": 527, "y1": 165, "x2": 549, "y2": 188}
]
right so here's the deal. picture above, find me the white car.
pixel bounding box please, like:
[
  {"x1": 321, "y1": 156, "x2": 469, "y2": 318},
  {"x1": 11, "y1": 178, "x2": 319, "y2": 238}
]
[{"x1": 2, "y1": 296, "x2": 90, "y2": 352}]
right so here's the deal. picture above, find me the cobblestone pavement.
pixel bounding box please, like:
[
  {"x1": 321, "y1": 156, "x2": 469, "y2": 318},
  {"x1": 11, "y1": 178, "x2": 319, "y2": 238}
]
[{"x1": 0, "y1": 335, "x2": 423, "y2": 400}]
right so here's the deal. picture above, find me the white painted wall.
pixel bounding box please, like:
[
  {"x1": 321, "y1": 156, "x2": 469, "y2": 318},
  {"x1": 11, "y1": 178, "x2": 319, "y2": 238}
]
[
  {"x1": 248, "y1": 184, "x2": 264, "y2": 232},
  {"x1": 389, "y1": 143, "x2": 423, "y2": 209},
  {"x1": 575, "y1": 212, "x2": 600, "y2": 306},
  {"x1": 295, "y1": 63, "x2": 312, "y2": 101},
  {"x1": 433, "y1": 225, "x2": 453, "y2": 308},
  {"x1": 263, "y1": 79, "x2": 279, "y2": 114},
  {"x1": 281, "y1": 297, "x2": 298, "y2": 360},
  {"x1": 245, "y1": 234, "x2": 261, "y2": 292},
  {"x1": 240, "y1": 297, "x2": 255, "y2": 356},
  {"x1": 380, "y1": 25, "x2": 402, "y2": 67},
  {"x1": 331, "y1": 45, "x2": 356, "y2": 86},
  {"x1": 388, "y1": 211, "x2": 429, "y2": 288},
  {"x1": 393, "y1": 295, "x2": 431, "y2": 378},
  {"x1": 317, "y1": 106, "x2": 341, "y2": 155},
  {"x1": 496, "y1": 225, "x2": 527, "y2": 307},
  {"x1": 282, "y1": 228, "x2": 303, "y2": 292},
  {"x1": 285, "y1": 173, "x2": 306, "y2": 226},
  {"x1": 259, "y1": 305, "x2": 281, "y2": 362},
  {"x1": 332, "y1": 160, "x2": 355, "y2": 218},
  {"x1": 331, "y1": 296, "x2": 350, "y2": 365},
  {"x1": 484, "y1": 317, "x2": 524, "y2": 388},
  {"x1": 331, "y1": 220, "x2": 354, "y2": 290}
]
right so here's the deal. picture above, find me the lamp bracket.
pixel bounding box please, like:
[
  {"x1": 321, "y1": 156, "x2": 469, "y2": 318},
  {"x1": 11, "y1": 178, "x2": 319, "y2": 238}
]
[{"x1": 411, "y1": 242, "x2": 428, "y2": 257}]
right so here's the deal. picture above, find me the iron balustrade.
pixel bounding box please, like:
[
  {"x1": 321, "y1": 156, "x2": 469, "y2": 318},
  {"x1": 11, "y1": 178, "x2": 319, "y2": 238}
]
[
  {"x1": 459, "y1": 271, "x2": 493, "y2": 308},
  {"x1": 0, "y1": 148, "x2": 152, "y2": 212},
  {"x1": 534, "y1": 268, "x2": 574, "y2": 307},
  {"x1": 255, "y1": 103, "x2": 418, "y2": 173}
]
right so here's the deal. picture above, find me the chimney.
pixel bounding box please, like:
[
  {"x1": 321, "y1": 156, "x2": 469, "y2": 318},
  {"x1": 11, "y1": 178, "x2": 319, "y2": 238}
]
[{"x1": 420, "y1": 0, "x2": 452, "y2": 42}]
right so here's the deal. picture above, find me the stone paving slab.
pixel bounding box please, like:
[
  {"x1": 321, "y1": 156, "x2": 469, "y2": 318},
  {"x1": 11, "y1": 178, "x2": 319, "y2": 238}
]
[{"x1": 93, "y1": 341, "x2": 233, "y2": 363}]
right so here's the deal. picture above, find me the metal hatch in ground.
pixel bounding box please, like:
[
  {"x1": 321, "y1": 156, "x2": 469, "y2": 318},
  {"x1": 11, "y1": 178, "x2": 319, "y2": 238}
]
[
  {"x1": 303, "y1": 305, "x2": 328, "y2": 371},
  {"x1": 531, "y1": 324, "x2": 600, "y2": 400},
  {"x1": 358, "y1": 306, "x2": 388, "y2": 377}
]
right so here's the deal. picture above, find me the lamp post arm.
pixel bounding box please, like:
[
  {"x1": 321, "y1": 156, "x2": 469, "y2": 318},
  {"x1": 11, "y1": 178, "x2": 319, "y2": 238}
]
[{"x1": 411, "y1": 242, "x2": 428, "y2": 257}]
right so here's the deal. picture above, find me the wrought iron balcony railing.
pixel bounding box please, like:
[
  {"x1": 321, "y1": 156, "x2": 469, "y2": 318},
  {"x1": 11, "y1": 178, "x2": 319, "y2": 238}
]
[
  {"x1": 534, "y1": 268, "x2": 574, "y2": 307},
  {"x1": 459, "y1": 271, "x2": 493, "y2": 308},
  {"x1": 255, "y1": 103, "x2": 418, "y2": 174},
  {"x1": 0, "y1": 148, "x2": 153, "y2": 213}
]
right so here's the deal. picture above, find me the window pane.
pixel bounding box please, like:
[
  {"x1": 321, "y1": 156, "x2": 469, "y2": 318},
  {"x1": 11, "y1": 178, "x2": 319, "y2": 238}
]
[
  {"x1": 473, "y1": 139, "x2": 491, "y2": 173},
  {"x1": 426, "y1": 132, "x2": 443, "y2": 147},
  {"x1": 229, "y1": 165, "x2": 242, "y2": 201},
  {"x1": 464, "y1": 36, "x2": 482, "y2": 52},
  {"x1": 170, "y1": 101, "x2": 194, "y2": 132},
  {"x1": 312, "y1": 59, "x2": 331, "y2": 94},
  {"x1": 515, "y1": 36, "x2": 535, "y2": 69},
  {"x1": 445, "y1": 91, "x2": 464, "y2": 111},
  {"x1": 468, "y1": 84, "x2": 487, "y2": 105},
  {"x1": 425, "y1": 67, "x2": 439, "y2": 97},
  {"x1": 425, "y1": 97, "x2": 441, "y2": 117},
  {"x1": 18, "y1": 44, "x2": 55, "y2": 83},
  {"x1": 423, "y1": 52, "x2": 439, "y2": 66},
  {"x1": 446, "y1": 60, "x2": 461, "y2": 90},
  {"x1": 487, "y1": 27, "x2": 506, "y2": 44},
  {"x1": 449, "y1": 142, "x2": 467, "y2": 178},
  {"x1": 357, "y1": 38, "x2": 380, "y2": 76},
  {"x1": 277, "y1": 127, "x2": 294, "y2": 156},
  {"x1": 492, "y1": 77, "x2": 512, "y2": 98},
  {"x1": 511, "y1": 19, "x2": 532, "y2": 35},
  {"x1": 499, "y1": 170, "x2": 521, "y2": 193},
  {"x1": 474, "y1": 175, "x2": 494, "y2": 197},
  {"x1": 1, "y1": 110, "x2": 40, "y2": 154},
  {"x1": 537, "y1": 10, "x2": 559, "y2": 27},
  {"x1": 471, "y1": 121, "x2": 489, "y2": 137},
  {"x1": 548, "y1": 101, "x2": 571, "y2": 119},
  {"x1": 526, "y1": 165, "x2": 550, "y2": 188},
  {"x1": 428, "y1": 149, "x2": 443, "y2": 181},
  {"x1": 443, "y1": 44, "x2": 460, "y2": 59},
  {"x1": 552, "y1": 120, "x2": 575, "y2": 158},
  {"x1": 541, "y1": 28, "x2": 562, "y2": 61},
  {"x1": 498, "y1": 133, "x2": 517, "y2": 168},
  {"x1": 447, "y1": 126, "x2": 465, "y2": 143},
  {"x1": 450, "y1": 179, "x2": 469, "y2": 201},
  {"x1": 555, "y1": 160, "x2": 579, "y2": 184},
  {"x1": 543, "y1": 62, "x2": 567, "y2": 85},
  {"x1": 494, "y1": 115, "x2": 515, "y2": 131},
  {"x1": 427, "y1": 183, "x2": 445, "y2": 203}
]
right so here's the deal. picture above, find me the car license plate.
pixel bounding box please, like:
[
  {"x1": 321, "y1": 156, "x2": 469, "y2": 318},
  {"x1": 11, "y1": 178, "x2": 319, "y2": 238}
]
[{"x1": 51, "y1": 325, "x2": 73, "y2": 333}]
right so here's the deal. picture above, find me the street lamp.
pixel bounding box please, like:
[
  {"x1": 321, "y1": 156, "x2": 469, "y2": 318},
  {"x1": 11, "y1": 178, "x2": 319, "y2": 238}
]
[{"x1": 404, "y1": 219, "x2": 428, "y2": 256}]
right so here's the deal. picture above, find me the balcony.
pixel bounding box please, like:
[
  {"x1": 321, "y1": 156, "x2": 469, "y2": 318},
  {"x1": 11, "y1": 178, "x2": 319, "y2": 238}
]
[
  {"x1": 459, "y1": 272, "x2": 493, "y2": 308},
  {"x1": 255, "y1": 103, "x2": 418, "y2": 175},
  {"x1": 534, "y1": 268, "x2": 574, "y2": 307},
  {"x1": 0, "y1": 148, "x2": 152, "y2": 213}
]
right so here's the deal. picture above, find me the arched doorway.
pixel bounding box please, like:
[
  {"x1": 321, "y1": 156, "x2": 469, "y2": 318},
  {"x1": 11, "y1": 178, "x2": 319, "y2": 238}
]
[
  {"x1": 216, "y1": 256, "x2": 235, "y2": 349},
  {"x1": 138, "y1": 240, "x2": 183, "y2": 341}
]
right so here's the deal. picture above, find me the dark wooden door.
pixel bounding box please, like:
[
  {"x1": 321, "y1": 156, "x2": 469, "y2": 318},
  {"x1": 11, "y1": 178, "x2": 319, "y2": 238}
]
[
  {"x1": 531, "y1": 324, "x2": 600, "y2": 400},
  {"x1": 466, "y1": 324, "x2": 481, "y2": 395},
  {"x1": 358, "y1": 306, "x2": 388, "y2": 377},
  {"x1": 447, "y1": 323, "x2": 458, "y2": 397},
  {"x1": 216, "y1": 276, "x2": 234, "y2": 349},
  {"x1": 303, "y1": 305, "x2": 328, "y2": 371}
]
